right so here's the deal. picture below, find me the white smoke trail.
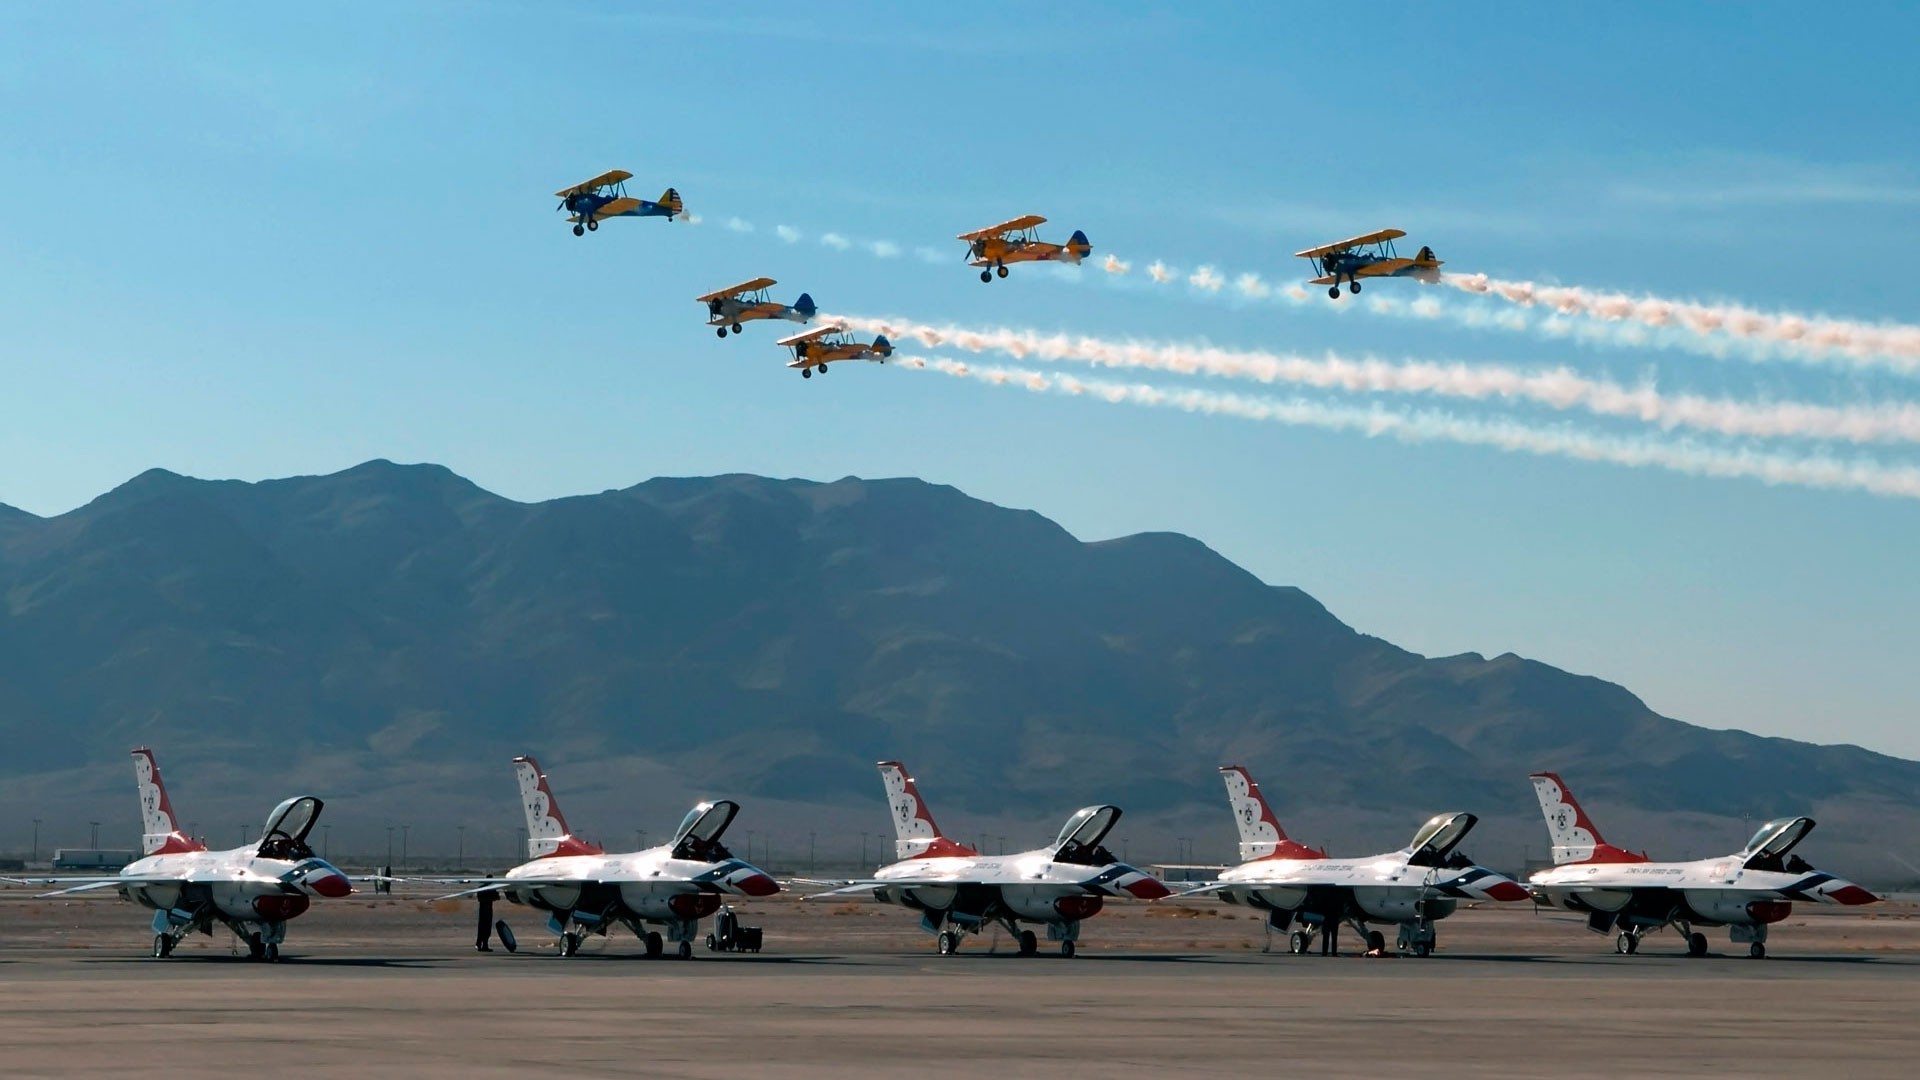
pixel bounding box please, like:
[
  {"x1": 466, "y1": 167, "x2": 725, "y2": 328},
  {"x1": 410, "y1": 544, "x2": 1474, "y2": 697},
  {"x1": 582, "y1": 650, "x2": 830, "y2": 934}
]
[
  {"x1": 1444, "y1": 273, "x2": 1920, "y2": 373},
  {"x1": 1189, "y1": 266, "x2": 1225, "y2": 292},
  {"x1": 724, "y1": 217, "x2": 755, "y2": 233},
  {"x1": 831, "y1": 314, "x2": 1920, "y2": 447},
  {"x1": 1148, "y1": 261, "x2": 1173, "y2": 283},
  {"x1": 776, "y1": 225, "x2": 802, "y2": 243},
  {"x1": 1103, "y1": 254, "x2": 1131, "y2": 275},
  {"x1": 820, "y1": 232, "x2": 852, "y2": 251},
  {"x1": 868, "y1": 240, "x2": 900, "y2": 258},
  {"x1": 894, "y1": 355, "x2": 1920, "y2": 501}
]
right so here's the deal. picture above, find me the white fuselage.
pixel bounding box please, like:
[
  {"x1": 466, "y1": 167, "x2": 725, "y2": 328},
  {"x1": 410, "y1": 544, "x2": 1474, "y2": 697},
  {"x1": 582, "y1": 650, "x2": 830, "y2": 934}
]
[
  {"x1": 1215, "y1": 850, "x2": 1523, "y2": 924},
  {"x1": 503, "y1": 844, "x2": 775, "y2": 927},
  {"x1": 871, "y1": 846, "x2": 1163, "y2": 926},
  {"x1": 1530, "y1": 856, "x2": 1870, "y2": 927},
  {"x1": 121, "y1": 845, "x2": 350, "y2": 929}
]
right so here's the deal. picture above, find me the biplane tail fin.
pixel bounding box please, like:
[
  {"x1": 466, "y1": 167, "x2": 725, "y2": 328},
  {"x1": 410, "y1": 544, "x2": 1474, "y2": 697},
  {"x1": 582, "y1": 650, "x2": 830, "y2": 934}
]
[
  {"x1": 658, "y1": 188, "x2": 684, "y2": 219},
  {"x1": 792, "y1": 293, "x2": 817, "y2": 319},
  {"x1": 871, "y1": 334, "x2": 893, "y2": 358},
  {"x1": 1063, "y1": 229, "x2": 1092, "y2": 264}
]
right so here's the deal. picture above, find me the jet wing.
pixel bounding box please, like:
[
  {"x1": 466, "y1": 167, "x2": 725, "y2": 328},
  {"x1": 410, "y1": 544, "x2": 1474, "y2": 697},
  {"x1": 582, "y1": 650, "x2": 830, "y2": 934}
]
[
  {"x1": 798, "y1": 877, "x2": 971, "y2": 899},
  {"x1": 695, "y1": 277, "x2": 777, "y2": 303},
  {"x1": 554, "y1": 169, "x2": 633, "y2": 198},
  {"x1": 1295, "y1": 228, "x2": 1407, "y2": 259},
  {"x1": 957, "y1": 214, "x2": 1047, "y2": 241}
]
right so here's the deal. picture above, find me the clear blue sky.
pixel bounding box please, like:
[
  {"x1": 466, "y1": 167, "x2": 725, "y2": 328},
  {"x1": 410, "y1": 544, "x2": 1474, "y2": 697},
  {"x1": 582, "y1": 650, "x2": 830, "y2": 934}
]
[{"x1": 3, "y1": 3, "x2": 1917, "y2": 756}]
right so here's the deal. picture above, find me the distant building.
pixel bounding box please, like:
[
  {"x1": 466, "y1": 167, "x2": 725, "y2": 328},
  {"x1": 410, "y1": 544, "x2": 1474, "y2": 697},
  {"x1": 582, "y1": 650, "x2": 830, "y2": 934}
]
[{"x1": 51, "y1": 848, "x2": 135, "y2": 870}]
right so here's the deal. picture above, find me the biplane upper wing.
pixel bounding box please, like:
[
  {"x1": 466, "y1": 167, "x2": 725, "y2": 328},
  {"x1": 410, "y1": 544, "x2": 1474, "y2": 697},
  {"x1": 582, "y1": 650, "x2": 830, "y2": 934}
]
[
  {"x1": 695, "y1": 277, "x2": 778, "y2": 303},
  {"x1": 554, "y1": 169, "x2": 633, "y2": 198},
  {"x1": 956, "y1": 214, "x2": 1048, "y2": 242},
  {"x1": 1294, "y1": 228, "x2": 1408, "y2": 259},
  {"x1": 778, "y1": 325, "x2": 843, "y2": 347}
]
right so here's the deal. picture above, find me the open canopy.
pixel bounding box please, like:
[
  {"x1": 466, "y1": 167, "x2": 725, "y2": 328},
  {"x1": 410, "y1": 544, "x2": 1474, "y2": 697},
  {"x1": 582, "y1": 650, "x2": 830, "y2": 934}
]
[
  {"x1": 256, "y1": 796, "x2": 322, "y2": 859},
  {"x1": 1405, "y1": 811, "x2": 1478, "y2": 865},
  {"x1": 671, "y1": 799, "x2": 741, "y2": 860},
  {"x1": 1054, "y1": 805, "x2": 1122, "y2": 853},
  {"x1": 1743, "y1": 817, "x2": 1815, "y2": 860}
]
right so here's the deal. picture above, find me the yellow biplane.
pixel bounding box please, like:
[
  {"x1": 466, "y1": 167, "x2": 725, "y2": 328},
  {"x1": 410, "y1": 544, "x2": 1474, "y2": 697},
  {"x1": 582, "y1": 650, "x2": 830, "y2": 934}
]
[
  {"x1": 778, "y1": 325, "x2": 893, "y2": 379},
  {"x1": 695, "y1": 278, "x2": 817, "y2": 338},
  {"x1": 1295, "y1": 229, "x2": 1442, "y2": 299},
  {"x1": 956, "y1": 214, "x2": 1093, "y2": 283},
  {"x1": 554, "y1": 169, "x2": 683, "y2": 236}
]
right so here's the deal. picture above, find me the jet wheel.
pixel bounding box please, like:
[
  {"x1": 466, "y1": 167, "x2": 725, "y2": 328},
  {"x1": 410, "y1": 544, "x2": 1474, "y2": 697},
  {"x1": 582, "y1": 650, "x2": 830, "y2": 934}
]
[
  {"x1": 1412, "y1": 942, "x2": 1432, "y2": 958},
  {"x1": 572, "y1": 224, "x2": 584, "y2": 237},
  {"x1": 1749, "y1": 942, "x2": 1766, "y2": 959},
  {"x1": 265, "y1": 943, "x2": 280, "y2": 963},
  {"x1": 1017, "y1": 930, "x2": 1037, "y2": 956},
  {"x1": 706, "y1": 933, "x2": 718, "y2": 952},
  {"x1": 644, "y1": 931, "x2": 663, "y2": 958},
  {"x1": 1328, "y1": 286, "x2": 1341, "y2": 299},
  {"x1": 1687, "y1": 932, "x2": 1709, "y2": 958},
  {"x1": 1366, "y1": 930, "x2": 1386, "y2": 953},
  {"x1": 559, "y1": 932, "x2": 581, "y2": 957},
  {"x1": 151, "y1": 934, "x2": 173, "y2": 959},
  {"x1": 677, "y1": 940, "x2": 693, "y2": 960},
  {"x1": 937, "y1": 931, "x2": 958, "y2": 955},
  {"x1": 1059, "y1": 939, "x2": 1076, "y2": 959},
  {"x1": 247, "y1": 933, "x2": 266, "y2": 960},
  {"x1": 1616, "y1": 932, "x2": 1637, "y2": 955},
  {"x1": 1289, "y1": 931, "x2": 1310, "y2": 954},
  {"x1": 980, "y1": 270, "x2": 992, "y2": 283},
  {"x1": 995, "y1": 265, "x2": 1009, "y2": 279}
]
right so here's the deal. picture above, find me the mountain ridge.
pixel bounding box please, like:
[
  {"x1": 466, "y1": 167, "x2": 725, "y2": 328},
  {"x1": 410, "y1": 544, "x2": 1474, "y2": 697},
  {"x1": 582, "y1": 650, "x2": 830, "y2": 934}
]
[{"x1": 0, "y1": 460, "x2": 1910, "y2": 879}]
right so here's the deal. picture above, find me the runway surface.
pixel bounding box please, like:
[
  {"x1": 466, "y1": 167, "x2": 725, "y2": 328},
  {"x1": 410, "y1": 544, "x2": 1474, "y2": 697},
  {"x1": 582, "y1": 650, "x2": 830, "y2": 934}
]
[{"x1": 3, "y1": 892, "x2": 1916, "y2": 1077}]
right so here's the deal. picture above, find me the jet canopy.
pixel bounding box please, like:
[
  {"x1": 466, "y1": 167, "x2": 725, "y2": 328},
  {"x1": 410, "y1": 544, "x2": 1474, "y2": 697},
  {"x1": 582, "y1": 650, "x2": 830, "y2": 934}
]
[
  {"x1": 1742, "y1": 816, "x2": 1816, "y2": 871},
  {"x1": 1405, "y1": 811, "x2": 1479, "y2": 868},
  {"x1": 257, "y1": 796, "x2": 323, "y2": 860},
  {"x1": 1053, "y1": 805, "x2": 1122, "y2": 866},
  {"x1": 671, "y1": 799, "x2": 740, "y2": 861}
]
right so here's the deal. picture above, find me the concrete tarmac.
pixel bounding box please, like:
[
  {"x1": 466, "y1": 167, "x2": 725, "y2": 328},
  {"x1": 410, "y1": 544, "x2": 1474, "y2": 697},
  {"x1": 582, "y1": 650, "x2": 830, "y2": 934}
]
[{"x1": 2, "y1": 893, "x2": 1917, "y2": 1077}]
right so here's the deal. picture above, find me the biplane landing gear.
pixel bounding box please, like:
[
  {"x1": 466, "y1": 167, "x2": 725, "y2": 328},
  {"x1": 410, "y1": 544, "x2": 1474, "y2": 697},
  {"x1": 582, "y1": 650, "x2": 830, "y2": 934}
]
[
  {"x1": 730, "y1": 323, "x2": 742, "y2": 334},
  {"x1": 801, "y1": 367, "x2": 812, "y2": 378},
  {"x1": 586, "y1": 219, "x2": 598, "y2": 232},
  {"x1": 995, "y1": 264, "x2": 1009, "y2": 279},
  {"x1": 1349, "y1": 279, "x2": 1360, "y2": 293},
  {"x1": 716, "y1": 328, "x2": 728, "y2": 339},
  {"x1": 816, "y1": 363, "x2": 827, "y2": 375},
  {"x1": 572, "y1": 224, "x2": 585, "y2": 237},
  {"x1": 980, "y1": 270, "x2": 993, "y2": 283},
  {"x1": 1328, "y1": 285, "x2": 1341, "y2": 299}
]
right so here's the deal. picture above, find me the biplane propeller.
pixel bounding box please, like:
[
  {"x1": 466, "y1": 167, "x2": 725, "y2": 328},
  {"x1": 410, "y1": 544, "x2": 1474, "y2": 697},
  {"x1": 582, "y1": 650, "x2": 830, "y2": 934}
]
[
  {"x1": 956, "y1": 214, "x2": 1093, "y2": 283},
  {"x1": 1295, "y1": 229, "x2": 1441, "y2": 298},
  {"x1": 554, "y1": 169, "x2": 684, "y2": 236},
  {"x1": 695, "y1": 278, "x2": 817, "y2": 338}
]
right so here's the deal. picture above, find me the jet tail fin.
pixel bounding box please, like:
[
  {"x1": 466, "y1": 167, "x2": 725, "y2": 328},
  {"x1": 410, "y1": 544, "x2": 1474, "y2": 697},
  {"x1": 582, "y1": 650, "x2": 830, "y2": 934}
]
[
  {"x1": 877, "y1": 761, "x2": 977, "y2": 860},
  {"x1": 514, "y1": 756, "x2": 604, "y2": 859},
  {"x1": 1529, "y1": 772, "x2": 1646, "y2": 865},
  {"x1": 132, "y1": 748, "x2": 206, "y2": 856},
  {"x1": 1218, "y1": 766, "x2": 1324, "y2": 861}
]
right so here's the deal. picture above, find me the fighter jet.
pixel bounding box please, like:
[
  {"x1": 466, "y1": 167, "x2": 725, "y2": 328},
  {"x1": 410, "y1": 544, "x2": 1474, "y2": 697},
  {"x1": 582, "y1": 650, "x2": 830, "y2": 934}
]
[
  {"x1": 10, "y1": 749, "x2": 352, "y2": 961},
  {"x1": 804, "y1": 761, "x2": 1170, "y2": 957},
  {"x1": 1526, "y1": 772, "x2": 1877, "y2": 958},
  {"x1": 1181, "y1": 766, "x2": 1529, "y2": 956},
  {"x1": 433, "y1": 756, "x2": 779, "y2": 959}
]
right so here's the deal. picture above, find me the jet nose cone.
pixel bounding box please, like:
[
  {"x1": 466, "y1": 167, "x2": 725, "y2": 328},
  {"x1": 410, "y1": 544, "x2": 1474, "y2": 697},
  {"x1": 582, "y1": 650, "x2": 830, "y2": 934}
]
[
  {"x1": 1486, "y1": 880, "x2": 1532, "y2": 903},
  {"x1": 733, "y1": 872, "x2": 780, "y2": 897},
  {"x1": 306, "y1": 865, "x2": 352, "y2": 898},
  {"x1": 1828, "y1": 883, "x2": 1879, "y2": 906}
]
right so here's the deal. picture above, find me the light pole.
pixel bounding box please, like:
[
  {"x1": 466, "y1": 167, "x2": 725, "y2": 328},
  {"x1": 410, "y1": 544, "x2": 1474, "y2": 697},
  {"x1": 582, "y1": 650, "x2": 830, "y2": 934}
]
[
  {"x1": 859, "y1": 831, "x2": 868, "y2": 867},
  {"x1": 635, "y1": 829, "x2": 644, "y2": 850},
  {"x1": 457, "y1": 826, "x2": 466, "y2": 871},
  {"x1": 809, "y1": 831, "x2": 816, "y2": 876},
  {"x1": 323, "y1": 825, "x2": 332, "y2": 861},
  {"x1": 188, "y1": 821, "x2": 198, "y2": 845},
  {"x1": 89, "y1": 821, "x2": 100, "y2": 849},
  {"x1": 385, "y1": 826, "x2": 395, "y2": 870},
  {"x1": 401, "y1": 824, "x2": 410, "y2": 871},
  {"x1": 746, "y1": 830, "x2": 755, "y2": 865},
  {"x1": 32, "y1": 818, "x2": 40, "y2": 864}
]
